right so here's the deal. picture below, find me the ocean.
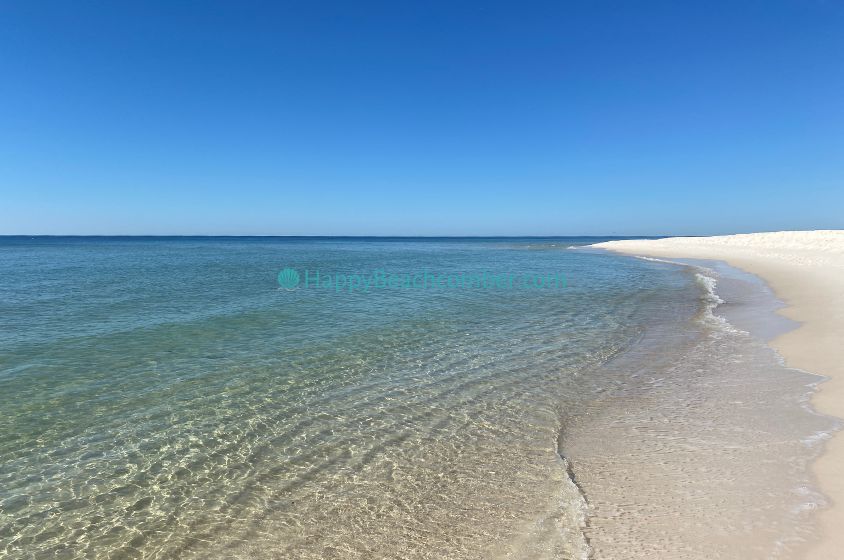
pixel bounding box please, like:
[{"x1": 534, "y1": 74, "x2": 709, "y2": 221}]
[{"x1": 0, "y1": 237, "x2": 832, "y2": 559}]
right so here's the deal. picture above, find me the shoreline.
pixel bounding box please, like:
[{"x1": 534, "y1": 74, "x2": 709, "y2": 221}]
[{"x1": 589, "y1": 231, "x2": 844, "y2": 559}]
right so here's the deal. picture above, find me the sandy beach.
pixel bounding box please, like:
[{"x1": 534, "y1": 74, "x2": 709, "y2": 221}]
[{"x1": 590, "y1": 230, "x2": 844, "y2": 559}]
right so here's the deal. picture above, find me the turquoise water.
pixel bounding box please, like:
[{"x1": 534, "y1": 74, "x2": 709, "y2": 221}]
[{"x1": 1, "y1": 237, "x2": 825, "y2": 559}]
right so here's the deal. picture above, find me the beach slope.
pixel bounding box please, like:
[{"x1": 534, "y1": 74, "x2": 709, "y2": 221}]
[{"x1": 590, "y1": 230, "x2": 844, "y2": 559}]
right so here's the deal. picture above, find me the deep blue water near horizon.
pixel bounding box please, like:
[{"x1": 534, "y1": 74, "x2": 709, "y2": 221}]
[
  {"x1": 0, "y1": 237, "x2": 718, "y2": 558},
  {"x1": 0, "y1": 235, "x2": 662, "y2": 240}
]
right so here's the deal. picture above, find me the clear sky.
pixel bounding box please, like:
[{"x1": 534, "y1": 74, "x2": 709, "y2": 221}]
[{"x1": 1, "y1": 1, "x2": 842, "y2": 236}]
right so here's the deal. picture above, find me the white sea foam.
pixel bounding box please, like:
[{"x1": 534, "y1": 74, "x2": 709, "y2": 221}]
[
  {"x1": 801, "y1": 429, "x2": 833, "y2": 447},
  {"x1": 694, "y1": 271, "x2": 747, "y2": 335}
]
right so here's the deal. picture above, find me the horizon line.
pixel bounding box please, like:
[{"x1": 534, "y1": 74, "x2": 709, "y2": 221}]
[{"x1": 0, "y1": 234, "x2": 679, "y2": 239}]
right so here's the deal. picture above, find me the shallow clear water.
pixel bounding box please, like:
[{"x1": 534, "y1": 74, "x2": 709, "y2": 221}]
[
  {"x1": 0, "y1": 237, "x2": 832, "y2": 559},
  {"x1": 564, "y1": 262, "x2": 834, "y2": 559}
]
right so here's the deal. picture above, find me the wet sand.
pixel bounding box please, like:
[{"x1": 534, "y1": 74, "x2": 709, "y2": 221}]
[{"x1": 590, "y1": 231, "x2": 844, "y2": 559}]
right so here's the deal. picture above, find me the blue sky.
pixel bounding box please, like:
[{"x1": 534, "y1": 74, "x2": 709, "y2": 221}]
[{"x1": 1, "y1": 1, "x2": 842, "y2": 236}]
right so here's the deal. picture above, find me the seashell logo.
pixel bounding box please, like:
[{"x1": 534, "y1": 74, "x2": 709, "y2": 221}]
[{"x1": 277, "y1": 267, "x2": 301, "y2": 290}]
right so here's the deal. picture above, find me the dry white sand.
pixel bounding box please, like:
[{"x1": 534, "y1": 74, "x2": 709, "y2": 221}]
[{"x1": 591, "y1": 230, "x2": 844, "y2": 559}]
